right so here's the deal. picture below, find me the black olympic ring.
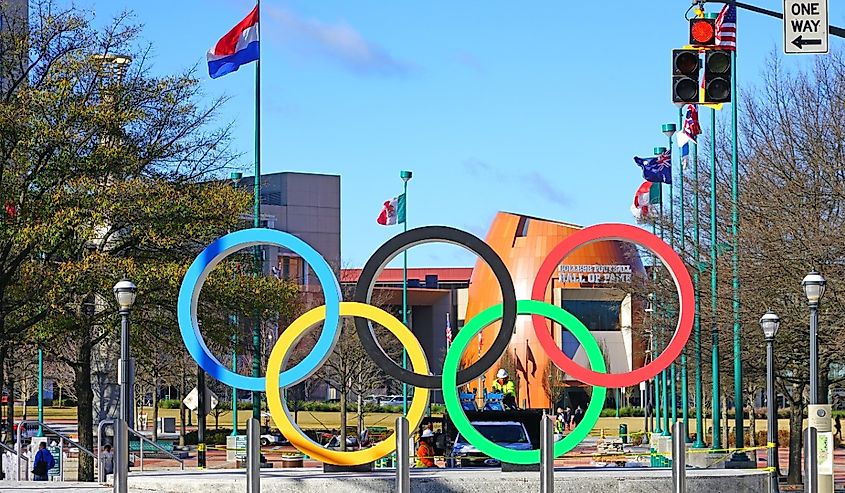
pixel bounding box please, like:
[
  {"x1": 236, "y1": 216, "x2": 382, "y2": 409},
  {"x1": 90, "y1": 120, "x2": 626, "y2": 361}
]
[{"x1": 353, "y1": 226, "x2": 517, "y2": 389}]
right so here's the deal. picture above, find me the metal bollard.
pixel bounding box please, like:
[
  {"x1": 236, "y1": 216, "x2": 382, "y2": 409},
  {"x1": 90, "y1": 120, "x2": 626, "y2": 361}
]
[
  {"x1": 395, "y1": 417, "x2": 410, "y2": 493},
  {"x1": 114, "y1": 418, "x2": 128, "y2": 493},
  {"x1": 805, "y1": 427, "x2": 818, "y2": 493},
  {"x1": 672, "y1": 421, "x2": 686, "y2": 493},
  {"x1": 247, "y1": 418, "x2": 260, "y2": 493},
  {"x1": 540, "y1": 413, "x2": 555, "y2": 493}
]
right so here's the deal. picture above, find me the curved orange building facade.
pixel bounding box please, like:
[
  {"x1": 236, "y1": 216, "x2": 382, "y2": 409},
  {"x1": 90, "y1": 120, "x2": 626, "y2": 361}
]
[{"x1": 459, "y1": 212, "x2": 646, "y2": 410}]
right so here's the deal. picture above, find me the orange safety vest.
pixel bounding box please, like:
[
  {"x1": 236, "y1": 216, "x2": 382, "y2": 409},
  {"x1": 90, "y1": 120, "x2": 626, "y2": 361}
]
[{"x1": 416, "y1": 442, "x2": 435, "y2": 468}]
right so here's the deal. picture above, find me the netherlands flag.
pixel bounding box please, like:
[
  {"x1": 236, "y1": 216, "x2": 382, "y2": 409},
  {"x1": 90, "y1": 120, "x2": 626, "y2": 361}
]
[{"x1": 207, "y1": 6, "x2": 259, "y2": 79}]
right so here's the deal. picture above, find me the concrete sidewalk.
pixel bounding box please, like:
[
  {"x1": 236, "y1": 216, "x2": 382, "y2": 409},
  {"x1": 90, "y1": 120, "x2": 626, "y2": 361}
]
[{"x1": 0, "y1": 482, "x2": 146, "y2": 493}]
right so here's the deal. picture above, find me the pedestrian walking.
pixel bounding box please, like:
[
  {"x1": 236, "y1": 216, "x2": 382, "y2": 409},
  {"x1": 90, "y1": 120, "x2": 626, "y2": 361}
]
[
  {"x1": 573, "y1": 405, "x2": 584, "y2": 426},
  {"x1": 32, "y1": 442, "x2": 55, "y2": 481},
  {"x1": 101, "y1": 444, "x2": 114, "y2": 481}
]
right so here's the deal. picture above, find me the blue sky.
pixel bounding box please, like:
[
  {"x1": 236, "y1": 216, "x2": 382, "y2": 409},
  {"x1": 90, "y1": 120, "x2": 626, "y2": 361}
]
[{"x1": 78, "y1": 0, "x2": 843, "y2": 268}]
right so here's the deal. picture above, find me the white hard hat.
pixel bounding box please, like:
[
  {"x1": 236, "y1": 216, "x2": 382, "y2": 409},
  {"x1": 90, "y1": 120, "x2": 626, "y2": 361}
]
[
  {"x1": 496, "y1": 369, "x2": 508, "y2": 379},
  {"x1": 421, "y1": 429, "x2": 434, "y2": 438}
]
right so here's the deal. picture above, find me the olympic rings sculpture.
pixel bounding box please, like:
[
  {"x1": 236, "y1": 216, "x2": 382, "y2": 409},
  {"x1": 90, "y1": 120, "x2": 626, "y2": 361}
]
[{"x1": 177, "y1": 223, "x2": 694, "y2": 466}]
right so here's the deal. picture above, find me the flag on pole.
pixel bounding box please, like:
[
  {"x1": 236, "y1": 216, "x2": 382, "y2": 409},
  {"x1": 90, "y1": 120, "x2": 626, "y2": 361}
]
[
  {"x1": 715, "y1": 3, "x2": 737, "y2": 51},
  {"x1": 445, "y1": 313, "x2": 453, "y2": 347},
  {"x1": 677, "y1": 104, "x2": 702, "y2": 169},
  {"x1": 634, "y1": 150, "x2": 672, "y2": 184},
  {"x1": 376, "y1": 193, "x2": 406, "y2": 225},
  {"x1": 514, "y1": 349, "x2": 526, "y2": 377},
  {"x1": 526, "y1": 342, "x2": 537, "y2": 377},
  {"x1": 630, "y1": 181, "x2": 661, "y2": 222},
  {"x1": 207, "y1": 5, "x2": 260, "y2": 79}
]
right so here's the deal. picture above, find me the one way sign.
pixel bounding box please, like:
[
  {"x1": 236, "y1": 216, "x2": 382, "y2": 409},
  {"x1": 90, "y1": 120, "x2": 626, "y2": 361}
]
[{"x1": 784, "y1": 0, "x2": 829, "y2": 54}]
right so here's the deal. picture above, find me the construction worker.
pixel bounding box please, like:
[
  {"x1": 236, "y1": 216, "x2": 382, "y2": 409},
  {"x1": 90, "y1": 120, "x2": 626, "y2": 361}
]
[
  {"x1": 492, "y1": 369, "x2": 517, "y2": 409},
  {"x1": 415, "y1": 429, "x2": 436, "y2": 468}
]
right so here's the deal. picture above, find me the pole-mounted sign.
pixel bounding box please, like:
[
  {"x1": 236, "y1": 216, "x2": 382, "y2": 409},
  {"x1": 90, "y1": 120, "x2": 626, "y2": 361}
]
[{"x1": 784, "y1": 0, "x2": 829, "y2": 54}]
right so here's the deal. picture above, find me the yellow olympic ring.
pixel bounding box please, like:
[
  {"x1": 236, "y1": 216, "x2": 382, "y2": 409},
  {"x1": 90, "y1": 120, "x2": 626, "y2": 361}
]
[{"x1": 266, "y1": 301, "x2": 430, "y2": 465}]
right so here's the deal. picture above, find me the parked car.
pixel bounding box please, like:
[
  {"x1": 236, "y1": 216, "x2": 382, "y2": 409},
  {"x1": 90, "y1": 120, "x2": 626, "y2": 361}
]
[
  {"x1": 448, "y1": 421, "x2": 532, "y2": 467},
  {"x1": 378, "y1": 395, "x2": 407, "y2": 407},
  {"x1": 260, "y1": 432, "x2": 285, "y2": 446},
  {"x1": 323, "y1": 434, "x2": 360, "y2": 450}
]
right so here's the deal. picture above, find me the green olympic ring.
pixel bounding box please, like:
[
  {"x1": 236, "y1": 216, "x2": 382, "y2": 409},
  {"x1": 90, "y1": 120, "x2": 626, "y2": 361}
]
[{"x1": 442, "y1": 299, "x2": 607, "y2": 465}]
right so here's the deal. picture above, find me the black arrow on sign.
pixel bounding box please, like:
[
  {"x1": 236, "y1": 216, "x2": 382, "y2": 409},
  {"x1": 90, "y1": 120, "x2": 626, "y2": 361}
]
[{"x1": 792, "y1": 35, "x2": 823, "y2": 49}]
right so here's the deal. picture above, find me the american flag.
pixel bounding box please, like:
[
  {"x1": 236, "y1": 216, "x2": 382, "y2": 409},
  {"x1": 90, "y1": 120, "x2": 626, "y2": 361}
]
[
  {"x1": 445, "y1": 313, "x2": 452, "y2": 347},
  {"x1": 715, "y1": 3, "x2": 736, "y2": 51}
]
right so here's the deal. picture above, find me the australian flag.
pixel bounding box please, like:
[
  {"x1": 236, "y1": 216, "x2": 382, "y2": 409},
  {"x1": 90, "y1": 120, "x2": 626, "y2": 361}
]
[{"x1": 634, "y1": 149, "x2": 672, "y2": 184}]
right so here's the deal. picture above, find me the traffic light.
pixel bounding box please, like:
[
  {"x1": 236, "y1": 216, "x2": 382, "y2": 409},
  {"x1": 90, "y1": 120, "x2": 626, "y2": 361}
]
[
  {"x1": 672, "y1": 49, "x2": 700, "y2": 104},
  {"x1": 703, "y1": 50, "x2": 732, "y2": 103},
  {"x1": 689, "y1": 18, "x2": 716, "y2": 46}
]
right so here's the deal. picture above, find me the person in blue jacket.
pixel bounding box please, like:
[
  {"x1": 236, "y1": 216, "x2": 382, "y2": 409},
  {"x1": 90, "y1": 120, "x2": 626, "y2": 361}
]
[{"x1": 32, "y1": 442, "x2": 55, "y2": 481}]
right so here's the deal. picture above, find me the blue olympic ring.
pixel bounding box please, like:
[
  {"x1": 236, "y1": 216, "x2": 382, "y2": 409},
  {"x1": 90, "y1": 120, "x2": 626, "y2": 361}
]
[{"x1": 177, "y1": 228, "x2": 342, "y2": 391}]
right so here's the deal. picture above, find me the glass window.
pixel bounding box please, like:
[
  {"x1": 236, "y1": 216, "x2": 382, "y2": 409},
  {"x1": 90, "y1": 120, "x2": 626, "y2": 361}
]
[
  {"x1": 561, "y1": 300, "x2": 620, "y2": 331},
  {"x1": 456, "y1": 424, "x2": 528, "y2": 444}
]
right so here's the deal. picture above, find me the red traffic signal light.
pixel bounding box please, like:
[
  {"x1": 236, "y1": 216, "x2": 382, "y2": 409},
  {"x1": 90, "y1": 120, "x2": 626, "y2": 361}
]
[{"x1": 689, "y1": 19, "x2": 716, "y2": 46}]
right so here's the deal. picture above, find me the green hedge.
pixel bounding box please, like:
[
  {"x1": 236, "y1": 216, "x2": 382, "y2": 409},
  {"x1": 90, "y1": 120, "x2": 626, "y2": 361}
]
[{"x1": 158, "y1": 399, "x2": 252, "y2": 410}]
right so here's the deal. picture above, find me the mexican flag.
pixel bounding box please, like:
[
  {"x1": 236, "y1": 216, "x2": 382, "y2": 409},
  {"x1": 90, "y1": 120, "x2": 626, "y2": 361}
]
[
  {"x1": 377, "y1": 193, "x2": 406, "y2": 225},
  {"x1": 630, "y1": 181, "x2": 660, "y2": 222}
]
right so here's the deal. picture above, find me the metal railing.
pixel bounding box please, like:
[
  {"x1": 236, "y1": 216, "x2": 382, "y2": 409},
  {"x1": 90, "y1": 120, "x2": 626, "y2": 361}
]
[
  {"x1": 97, "y1": 419, "x2": 185, "y2": 481},
  {"x1": 16, "y1": 420, "x2": 94, "y2": 481}
]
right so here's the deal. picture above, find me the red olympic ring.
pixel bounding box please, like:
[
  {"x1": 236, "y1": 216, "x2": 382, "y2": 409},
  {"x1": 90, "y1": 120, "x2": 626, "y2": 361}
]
[{"x1": 530, "y1": 223, "x2": 694, "y2": 388}]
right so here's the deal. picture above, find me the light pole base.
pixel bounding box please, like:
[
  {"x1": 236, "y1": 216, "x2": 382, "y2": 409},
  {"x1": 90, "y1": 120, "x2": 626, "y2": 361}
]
[{"x1": 725, "y1": 452, "x2": 755, "y2": 469}]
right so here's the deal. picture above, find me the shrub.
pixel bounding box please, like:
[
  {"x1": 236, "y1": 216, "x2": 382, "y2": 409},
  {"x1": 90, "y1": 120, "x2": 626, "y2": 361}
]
[
  {"x1": 159, "y1": 399, "x2": 182, "y2": 409},
  {"x1": 600, "y1": 407, "x2": 645, "y2": 417}
]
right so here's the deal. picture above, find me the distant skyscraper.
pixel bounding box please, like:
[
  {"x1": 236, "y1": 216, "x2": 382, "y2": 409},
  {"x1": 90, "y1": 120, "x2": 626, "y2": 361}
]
[{"x1": 0, "y1": 0, "x2": 28, "y2": 93}]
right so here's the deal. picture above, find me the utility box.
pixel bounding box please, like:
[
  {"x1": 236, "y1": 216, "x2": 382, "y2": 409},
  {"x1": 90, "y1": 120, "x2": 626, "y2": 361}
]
[
  {"x1": 226, "y1": 435, "x2": 247, "y2": 462},
  {"x1": 808, "y1": 404, "x2": 834, "y2": 493}
]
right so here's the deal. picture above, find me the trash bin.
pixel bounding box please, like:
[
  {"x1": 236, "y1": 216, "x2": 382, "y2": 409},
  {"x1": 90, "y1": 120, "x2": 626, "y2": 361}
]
[{"x1": 619, "y1": 424, "x2": 628, "y2": 444}]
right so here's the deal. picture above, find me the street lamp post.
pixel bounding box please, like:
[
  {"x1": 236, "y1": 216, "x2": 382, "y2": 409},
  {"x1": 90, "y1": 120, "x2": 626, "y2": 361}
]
[
  {"x1": 802, "y1": 270, "x2": 826, "y2": 493},
  {"x1": 760, "y1": 310, "x2": 780, "y2": 493},
  {"x1": 802, "y1": 271, "x2": 826, "y2": 405},
  {"x1": 113, "y1": 279, "x2": 137, "y2": 429}
]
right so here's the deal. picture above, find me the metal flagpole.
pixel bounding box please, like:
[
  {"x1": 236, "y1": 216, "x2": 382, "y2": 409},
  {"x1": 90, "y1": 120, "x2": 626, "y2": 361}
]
[
  {"x1": 667, "y1": 130, "x2": 678, "y2": 432},
  {"x1": 652, "y1": 217, "x2": 662, "y2": 436},
  {"x1": 729, "y1": 45, "x2": 748, "y2": 463},
  {"x1": 692, "y1": 133, "x2": 706, "y2": 448},
  {"x1": 251, "y1": 0, "x2": 262, "y2": 421},
  {"x1": 661, "y1": 126, "x2": 679, "y2": 434},
  {"x1": 678, "y1": 107, "x2": 690, "y2": 443},
  {"x1": 401, "y1": 171, "x2": 412, "y2": 415},
  {"x1": 655, "y1": 161, "x2": 670, "y2": 438},
  {"x1": 709, "y1": 107, "x2": 721, "y2": 450}
]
